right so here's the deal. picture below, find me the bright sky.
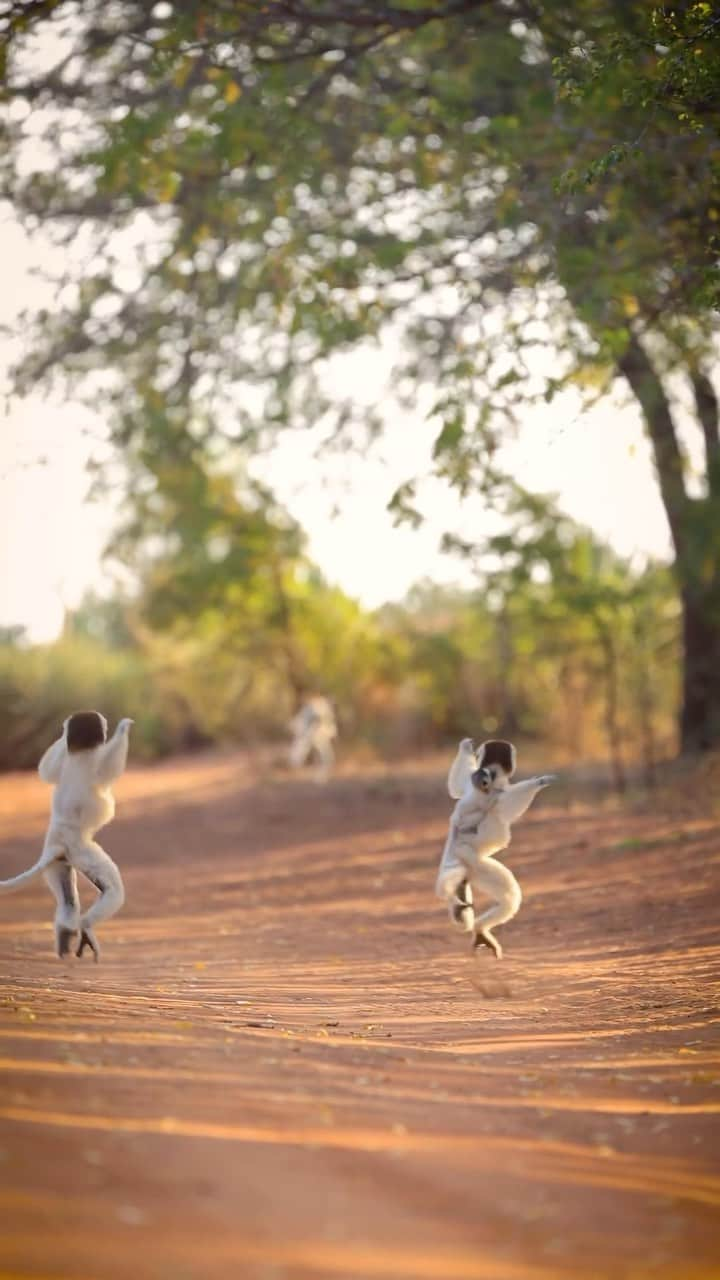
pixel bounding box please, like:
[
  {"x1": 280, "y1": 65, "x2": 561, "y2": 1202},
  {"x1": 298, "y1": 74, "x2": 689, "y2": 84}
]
[{"x1": 0, "y1": 199, "x2": 676, "y2": 644}]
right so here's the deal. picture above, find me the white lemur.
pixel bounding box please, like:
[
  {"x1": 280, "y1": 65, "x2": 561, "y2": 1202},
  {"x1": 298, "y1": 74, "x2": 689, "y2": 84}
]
[
  {"x1": 435, "y1": 738, "x2": 555, "y2": 959},
  {"x1": 288, "y1": 695, "x2": 337, "y2": 780},
  {"x1": 0, "y1": 711, "x2": 133, "y2": 961}
]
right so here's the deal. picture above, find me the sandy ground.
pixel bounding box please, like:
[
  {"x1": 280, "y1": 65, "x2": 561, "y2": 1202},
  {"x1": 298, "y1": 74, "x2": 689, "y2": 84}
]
[{"x1": 0, "y1": 751, "x2": 718, "y2": 1280}]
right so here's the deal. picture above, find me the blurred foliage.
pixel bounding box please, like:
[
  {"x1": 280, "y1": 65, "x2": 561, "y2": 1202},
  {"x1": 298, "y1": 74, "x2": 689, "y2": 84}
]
[
  {"x1": 0, "y1": 0, "x2": 717, "y2": 748},
  {"x1": 0, "y1": 632, "x2": 173, "y2": 769},
  {"x1": 0, "y1": 490, "x2": 680, "y2": 773},
  {"x1": 2, "y1": 2, "x2": 716, "y2": 429},
  {"x1": 554, "y1": 2, "x2": 720, "y2": 209}
]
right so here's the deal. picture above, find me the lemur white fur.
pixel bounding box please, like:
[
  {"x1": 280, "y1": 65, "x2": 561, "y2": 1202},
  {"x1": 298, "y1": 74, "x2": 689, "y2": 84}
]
[
  {"x1": 289, "y1": 695, "x2": 337, "y2": 779},
  {"x1": 436, "y1": 737, "x2": 555, "y2": 959},
  {"x1": 0, "y1": 712, "x2": 133, "y2": 961}
]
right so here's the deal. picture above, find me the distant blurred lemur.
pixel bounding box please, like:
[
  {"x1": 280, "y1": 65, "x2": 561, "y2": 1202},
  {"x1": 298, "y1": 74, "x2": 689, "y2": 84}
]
[
  {"x1": 435, "y1": 738, "x2": 555, "y2": 959},
  {"x1": 288, "y1": 695, "x2": 337, "y2": 780},
  {"x1": 0, "y1": 711, "x2": 133, "y2": 961}
]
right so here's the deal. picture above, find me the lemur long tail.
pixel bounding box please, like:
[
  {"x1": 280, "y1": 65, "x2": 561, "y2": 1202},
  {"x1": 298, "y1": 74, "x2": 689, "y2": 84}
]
[{"x1": 0, "y1": 849, "x2": 55, "y2": 894}]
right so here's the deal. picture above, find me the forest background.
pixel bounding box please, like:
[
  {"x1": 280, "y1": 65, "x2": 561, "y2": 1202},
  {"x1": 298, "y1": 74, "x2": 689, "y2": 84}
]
[{"x1": 1, "y1": 0, "x2": 718, "y2": 779}]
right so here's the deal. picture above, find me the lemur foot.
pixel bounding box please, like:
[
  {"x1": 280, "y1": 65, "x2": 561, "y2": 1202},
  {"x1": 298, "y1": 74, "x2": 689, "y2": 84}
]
[
  {"x1": 473, "y1": 928, "x2": 502, "y2": 960},
  {"x1": 56, "y1": 927, "x2": 78, "y2": 959},
  {"x1": 76, "y1": 929, "x2": 100, "y2": 962}
]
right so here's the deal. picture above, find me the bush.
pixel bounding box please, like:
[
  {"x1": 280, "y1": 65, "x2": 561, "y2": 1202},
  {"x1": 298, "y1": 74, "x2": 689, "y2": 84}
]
[{"x1": 0, "y1": 637, "x2": 184, "y2": 769}]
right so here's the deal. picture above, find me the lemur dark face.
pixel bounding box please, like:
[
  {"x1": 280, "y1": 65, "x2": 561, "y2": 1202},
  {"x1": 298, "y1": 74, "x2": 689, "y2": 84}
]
[
  {"x1": 65, "y1": 710, "x2": 107, "y2": 754},
  {"x1": 470, "y1": 738, "x2": 517, "y2": 791}
]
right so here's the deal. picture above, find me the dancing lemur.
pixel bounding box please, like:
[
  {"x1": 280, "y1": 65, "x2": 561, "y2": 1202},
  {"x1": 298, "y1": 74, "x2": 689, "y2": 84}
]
[
  {"x1": 436, "y1": 738, "x2": 555, "y2": 959},
  {"x1": 288, "y1": 695, "x2": 337, "y2": 780},
  {"x1": 0, "y1": 711, "x2": 132, "y2": 960}
]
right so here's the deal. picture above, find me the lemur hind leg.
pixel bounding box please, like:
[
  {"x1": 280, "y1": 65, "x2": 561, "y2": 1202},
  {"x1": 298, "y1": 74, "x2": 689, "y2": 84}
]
[
  {"x1": 43, "y1": 856, "x2": 81, "y2": 958},
  {"x1": 72, "y1": 840, "x2": 125, "y2": 962},
  {"x1": 451, "y1": 879, "x2": 475, "y2": 933},
  {"x1": 437, "y1": 858, "x2": 475, "y2": 934},
  {"x1": 313, "y1": 736, "x2": 335, "y2": 783},
  {"x1": 469, "y1": 858, "x2": 522, "y2": 961}
]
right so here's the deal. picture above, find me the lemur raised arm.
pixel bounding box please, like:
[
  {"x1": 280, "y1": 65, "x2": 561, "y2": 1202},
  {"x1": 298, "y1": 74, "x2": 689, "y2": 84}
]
[
  {"x1": 436, "y1": 737, "x2": 555, "y2": 959},
  {"x1": 0, "y1": 711, "x2": 133, "y2": 961}
]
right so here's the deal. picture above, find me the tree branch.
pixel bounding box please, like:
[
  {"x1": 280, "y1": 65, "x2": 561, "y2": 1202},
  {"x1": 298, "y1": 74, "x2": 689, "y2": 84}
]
[
  {"x1": 269, "y1": 0, "x2": 491, "y2": 31},
  {"x1": 690, "y1": 368, "x2": 720, "y2": 496},
  {"x1": 617, "y1": 331, "x2": 688, "y2": 557}
]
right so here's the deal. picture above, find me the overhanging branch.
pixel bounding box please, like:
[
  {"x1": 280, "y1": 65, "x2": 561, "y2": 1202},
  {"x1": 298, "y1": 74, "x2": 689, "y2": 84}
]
[
  {"x1": 690, "y1": 368, "x2": 720, "y2": 496},
  {"x1": 617, "y1": 331, "x2": 688, "y2": 557}
]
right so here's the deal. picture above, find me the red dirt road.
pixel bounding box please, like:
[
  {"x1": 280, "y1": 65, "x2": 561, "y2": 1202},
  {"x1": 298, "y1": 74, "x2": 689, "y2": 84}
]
[{"x1": 0, "y1": 753, "x2": 718, "y2": 1280}]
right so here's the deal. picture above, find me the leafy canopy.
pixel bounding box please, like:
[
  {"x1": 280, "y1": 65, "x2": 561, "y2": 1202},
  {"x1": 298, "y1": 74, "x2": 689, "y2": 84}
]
[{"x1": 2, "y1": 0, "x2": 718, "y2": 507}]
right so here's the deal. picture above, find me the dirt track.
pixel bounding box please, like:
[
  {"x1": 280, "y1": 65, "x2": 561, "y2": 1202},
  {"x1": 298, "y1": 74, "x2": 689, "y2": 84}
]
[{"x1": 0, "y1": 752, "x2": 718, "y2": 1280}]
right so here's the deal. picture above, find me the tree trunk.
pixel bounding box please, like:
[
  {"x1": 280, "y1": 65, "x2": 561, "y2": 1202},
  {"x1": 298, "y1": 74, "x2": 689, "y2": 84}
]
[
  {"x1": 269, "y1": 557, "x2": 307, "y2": 703},
  {"x1": 632, "y1": 616, "x2": 657, "y2": 788},
  {"x1": 496, "y1": 604, "x2": 519, "y2": 737},
  {"x1": 690, "y1": 369, "x2": 720, "y2": 496},
  {"x1": 680, "y1": 583, "x2": 720, "y2": 752},
  {"x1": 596, "y1": 625, "x2": 626, "y2": 793},
  {"x1": 616, "y1": 334, "x2": 688, "y2": 557},
  {"x1": 618, "y1": 334, "x2": 720, "y2": 753}
]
